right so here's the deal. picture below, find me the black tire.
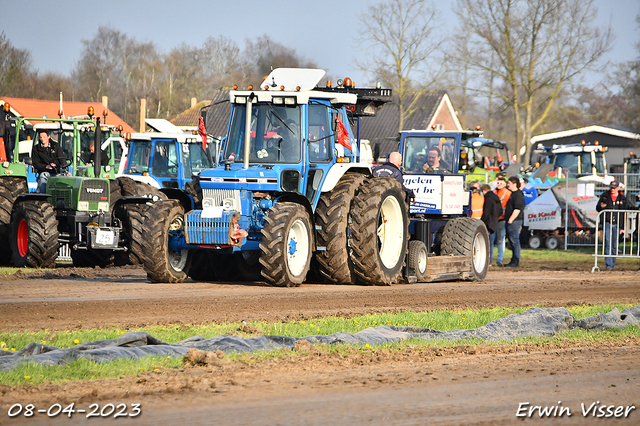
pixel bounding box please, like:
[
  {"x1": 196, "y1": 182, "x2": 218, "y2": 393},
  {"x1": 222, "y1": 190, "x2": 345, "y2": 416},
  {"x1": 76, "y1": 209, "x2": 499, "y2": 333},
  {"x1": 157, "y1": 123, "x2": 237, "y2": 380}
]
[
  {"x1": 408, "y1": 240, "x2": 428, "y2": 282},
  {"x1": 10, "y1": 200, "x2": 59, "y2": 268},
  {"x1": 441, "y1": 217, "x2": 489, "y2": 281},
  {"x1": 349, "y1": 177, "x2": 409, "y2": 285},
  {"x1": 142, "y1": 200, "x2": 191, "y2": 283},
  {"x1": 0, "y1": 177, "x2": 28, "y2": 265},
  {"x1": 528, "y1": 234, "x2": 542, "y2": 249},
  {"x1": 130, "y1": 180, "x2": 168, "y2": 202},
  {"x1": 109, "y1": 179, "x2": 121, "y2": 213},
  {"x1": 188, "y1": 250, "x2": 218, "y2": 282},
  {"x1": 313, "y1": 173, "x2": 365, "y2": 284},
  {"x1": 545, "y1": 236, "x2": 559, "y2": 250},
  {"x1": 123, "y1": 204, "x2": 147, "y2": 265},
  {"x1": 117, "y1": 176, "x2": 139, "y2": 197},
  {"x1": 259, "y1": 202, "x2": 312, "y2": 287}
]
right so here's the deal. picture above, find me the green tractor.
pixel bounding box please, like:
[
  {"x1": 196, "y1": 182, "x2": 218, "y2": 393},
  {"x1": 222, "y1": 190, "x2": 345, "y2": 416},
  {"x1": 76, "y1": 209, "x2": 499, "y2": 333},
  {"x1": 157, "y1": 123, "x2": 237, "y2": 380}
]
[{"x1": 1, "y1": 110, "x2": 153, "y2": 268}]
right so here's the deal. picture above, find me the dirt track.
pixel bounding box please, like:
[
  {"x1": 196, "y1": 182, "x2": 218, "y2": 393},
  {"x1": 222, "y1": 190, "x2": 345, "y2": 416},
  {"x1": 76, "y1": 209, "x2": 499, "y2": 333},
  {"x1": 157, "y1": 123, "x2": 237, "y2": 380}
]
[{"x1": 1, "y1": 265, "x2": 639, "y2": 425}]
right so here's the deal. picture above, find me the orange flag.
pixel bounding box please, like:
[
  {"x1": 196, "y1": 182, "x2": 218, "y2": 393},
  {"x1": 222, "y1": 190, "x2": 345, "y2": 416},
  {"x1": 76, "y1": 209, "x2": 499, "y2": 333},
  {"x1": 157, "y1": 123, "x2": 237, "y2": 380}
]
[{"x1": 335, "y1": 117, "x2": 352, "y2": 151}]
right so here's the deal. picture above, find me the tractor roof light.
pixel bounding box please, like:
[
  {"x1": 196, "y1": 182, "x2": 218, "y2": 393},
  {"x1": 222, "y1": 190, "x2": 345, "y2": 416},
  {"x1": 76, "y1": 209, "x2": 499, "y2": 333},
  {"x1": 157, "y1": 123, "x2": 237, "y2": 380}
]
[
  {"x1": 280, "y1": 85, "x2": 285, "y2": 91},
  {"x1": 235, "y1": 96, "x2": 247, "y2": 104},
  {"x1": 125, "y1": 132, "x2": 131, "y2": 141},
  {"x1": 326, "y1": 81, "x2": 332, "y2": 88},
  {"x1": 58, "y1": 109, "x2": 63, "y2": 118},
  {"x1": 117, "y1": 125, "x2": 123, "y2": 132},
  {"x1": 295, "y1": 86, "x2": 301, "y2": 92},
  {"x1": 284, "y1": 97, "x2": 296, "y2": 105},
  {"x1": 343, "y1": 77, "x2": 353, "y2": 88},
  {"x1": 87, "y1": 106, "x2": 94, "y2": 117},
  {"x1": 273, "y1": 97, "x2": 284, "y2": 105},
  {"x1": 2, "y1": 103, "x2": 10, "y2": 112},
  {"x1": 232, "y1": 85, "x2": 238, "y2": 90},
  {"x1": 248, "y1": 85, "x2": 253, "y2": 90},
  {"x1": 263, "y1": 85, "x2": 270, "y2": 90}
]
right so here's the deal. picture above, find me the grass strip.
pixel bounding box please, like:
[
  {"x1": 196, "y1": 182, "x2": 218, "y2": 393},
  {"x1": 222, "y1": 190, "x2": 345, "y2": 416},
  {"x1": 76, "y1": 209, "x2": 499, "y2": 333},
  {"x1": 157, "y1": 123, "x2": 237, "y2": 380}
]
[
  {"x1": 1, "y1": 304, "x2": 638, "y2": 386},
  {"x1": 0, "y1": 304, "x2": 635, "y2": 352}
]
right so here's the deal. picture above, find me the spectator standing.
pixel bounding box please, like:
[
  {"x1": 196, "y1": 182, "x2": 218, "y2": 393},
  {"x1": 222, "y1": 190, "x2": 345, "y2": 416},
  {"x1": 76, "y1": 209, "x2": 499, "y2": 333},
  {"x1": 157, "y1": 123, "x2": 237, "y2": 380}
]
[
  {"x1": 493, "y1": 176, "x2": 511, "y2": 266},
  {"x1": 595, "y1": 180, "x2": 635, "y2": 271},
  {"x1": 480, "y1": 184, "x2": 501, "y2": 266},
  {"x1": 32, "y1": 130, "x2": 66, "y2": 193},
  {"x1": 504, "y1": 176, "x2": 525, "y2": 267},
  {"x1": 520, "y1": 177, "x2": 538, "y2": 247},
  {"x1": 373, "y1": 151, "x2": 415, "y2": 200},
  {"x1": 470, "y1": 181, "x2": 484, "y2": 218}
]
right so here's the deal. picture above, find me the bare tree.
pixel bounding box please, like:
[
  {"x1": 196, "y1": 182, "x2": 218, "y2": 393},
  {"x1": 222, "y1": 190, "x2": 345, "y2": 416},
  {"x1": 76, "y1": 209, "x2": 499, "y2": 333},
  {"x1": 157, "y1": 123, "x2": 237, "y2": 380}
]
[
  {"x1": 0, "y1": 32, "x2": 34, "y2": 97},
  {"x1": 245, "y1": 35, "x2": 319, "y2": 82},
  {"x1": 456, "y1": 0, "x2": 613, "y2": 165},
  {"x1": 358, "y1": 0, "x2": 446, "y2": 130}
]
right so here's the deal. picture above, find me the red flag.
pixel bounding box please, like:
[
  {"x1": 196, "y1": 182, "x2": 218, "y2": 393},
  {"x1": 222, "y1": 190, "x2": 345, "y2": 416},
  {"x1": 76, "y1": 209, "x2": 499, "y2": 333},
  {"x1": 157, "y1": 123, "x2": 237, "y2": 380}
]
[
  {"x1": 198, "y1": 116, "x2": 208, "y2": 150},
  {"x1": 335, "y1": 117, "x2": 352, "y2": 151}
]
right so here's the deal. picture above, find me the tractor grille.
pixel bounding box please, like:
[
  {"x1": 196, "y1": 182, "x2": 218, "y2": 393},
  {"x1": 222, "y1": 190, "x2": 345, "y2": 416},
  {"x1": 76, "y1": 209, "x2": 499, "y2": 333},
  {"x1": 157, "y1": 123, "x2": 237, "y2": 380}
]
[
  {"x1": 202, "y1": 188, "x2": 241, "y2": 208},
  {"x1": 185, "y1": 210, "x2": 231, "y2": 245},
  {"x1": 80, "y1": 180, "x2": 110, "y2": 203}
]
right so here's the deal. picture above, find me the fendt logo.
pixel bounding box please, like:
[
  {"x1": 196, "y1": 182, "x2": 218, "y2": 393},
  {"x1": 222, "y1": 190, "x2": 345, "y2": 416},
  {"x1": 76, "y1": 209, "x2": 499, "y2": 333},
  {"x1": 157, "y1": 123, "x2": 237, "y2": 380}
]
[{"x1": 86, "y1": 188, "x2": 104, "y2": 194}]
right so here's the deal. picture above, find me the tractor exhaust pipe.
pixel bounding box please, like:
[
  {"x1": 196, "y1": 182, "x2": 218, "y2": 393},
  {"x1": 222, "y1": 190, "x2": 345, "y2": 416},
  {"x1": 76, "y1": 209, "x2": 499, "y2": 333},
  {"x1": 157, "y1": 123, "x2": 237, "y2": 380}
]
[
  {"x1": 243, "y1": 93, "x2": 254, "y2": 170},
  {"x1": 94, "y1": 117, "x2": 102, "y2": 178}
]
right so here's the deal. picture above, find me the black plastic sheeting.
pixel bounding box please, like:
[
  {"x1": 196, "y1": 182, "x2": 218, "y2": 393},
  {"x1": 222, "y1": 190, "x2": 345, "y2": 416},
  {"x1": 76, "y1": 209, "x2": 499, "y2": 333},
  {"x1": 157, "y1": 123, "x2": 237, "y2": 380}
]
[{"x1": 1, "y1": 306, "x2": 639, "y2": 372}]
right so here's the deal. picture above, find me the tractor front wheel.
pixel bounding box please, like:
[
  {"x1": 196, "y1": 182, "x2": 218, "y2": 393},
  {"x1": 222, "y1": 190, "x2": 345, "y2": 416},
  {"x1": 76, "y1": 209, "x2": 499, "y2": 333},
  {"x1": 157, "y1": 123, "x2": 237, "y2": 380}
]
[
  {"x1": 260, "y1": 202, "x2": 312, "y2": 287},
  {"x1": 142, "y1": 200, "x2": 191, "y2": 283},
  {"x1": 10, "y1": 200, "x2": 59, "y2": 268}
]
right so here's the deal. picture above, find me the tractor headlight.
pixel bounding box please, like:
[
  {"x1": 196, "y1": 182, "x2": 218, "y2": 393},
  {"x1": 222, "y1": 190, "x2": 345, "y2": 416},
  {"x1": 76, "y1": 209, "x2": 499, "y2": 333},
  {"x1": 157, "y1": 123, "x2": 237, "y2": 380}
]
[
  {"x1": 222, "y1": 197, "x2": 236, "y2": 211},
  {"x1": 78, "y1": 201, "x2": 89, "y2": 211},
  {"x1": 98, "y1": 202, "x2": 109, "y2": 212},
  {"x1": 202, "y1": 198, "x2": 213, "y2": 209}
]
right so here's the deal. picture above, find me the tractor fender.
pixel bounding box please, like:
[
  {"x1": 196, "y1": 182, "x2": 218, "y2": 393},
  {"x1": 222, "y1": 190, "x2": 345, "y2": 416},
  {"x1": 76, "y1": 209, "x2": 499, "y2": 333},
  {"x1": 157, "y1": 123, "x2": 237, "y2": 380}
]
[
  {"x1": 112, "y1": 196, "x2": 154, "y2": 211},
  {"x1": 320, "y1": 164, "x2": 371, "y2": 192},
  {"x1": 161, "y1": 188, "x2": 195, "y2": 212},
  {"x1": 14, "y1": 192, "x2": 51, "y2": 203}
]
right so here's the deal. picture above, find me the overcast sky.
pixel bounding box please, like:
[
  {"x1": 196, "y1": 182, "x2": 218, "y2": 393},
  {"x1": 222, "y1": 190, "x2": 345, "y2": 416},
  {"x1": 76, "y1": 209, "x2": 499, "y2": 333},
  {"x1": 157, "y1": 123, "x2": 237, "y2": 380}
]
[{"x1": 1, "y1": 0, "x2": 638, "y2": 89}]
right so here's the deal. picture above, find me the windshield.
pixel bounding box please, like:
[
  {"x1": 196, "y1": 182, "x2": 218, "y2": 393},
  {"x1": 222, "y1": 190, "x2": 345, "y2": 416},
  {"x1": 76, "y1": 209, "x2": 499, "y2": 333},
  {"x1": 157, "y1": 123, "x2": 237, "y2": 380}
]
[
  {"x1": 402, "y1": 136, "x2": 454, "y2": 174},
  {"x1": 594, "y1": 152, "x2": 605, "y2": 174},
  {"x1": 126, "y1": 141, "x2": 151, "y2": 173},
  {"x1": 225, "y1": 103, "x2": 301, "y2": 163},
  {"x1": 185, "y1": 143, "x2": 213, "y2": 177},
  {"x1": 553, "y1": 153, "x2": 580, "y2": 173}
]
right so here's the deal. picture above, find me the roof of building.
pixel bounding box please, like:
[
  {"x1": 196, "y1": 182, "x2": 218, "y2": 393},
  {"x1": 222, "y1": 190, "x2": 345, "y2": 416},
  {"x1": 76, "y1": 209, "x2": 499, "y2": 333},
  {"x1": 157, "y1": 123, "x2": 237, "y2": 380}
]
[
  {"x1": 0, "y1": 97, "x2": 135, "y2": 134},
  {"x1": 359, "y1": 90, "x2": 459, "y2": 157},
  {"x1": 169, "y1": 90, "x2": 232, "y2": 139},
  {"x1": 531, "y1": 125, "x2": 640, "y2": 143}
]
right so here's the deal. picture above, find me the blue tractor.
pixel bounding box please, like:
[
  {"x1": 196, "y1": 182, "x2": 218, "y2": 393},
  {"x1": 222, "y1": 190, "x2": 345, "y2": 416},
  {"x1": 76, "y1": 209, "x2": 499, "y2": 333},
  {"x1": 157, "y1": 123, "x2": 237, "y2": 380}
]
[{"x1": 140, "y1": 69, "x2": 489, "y2": 286}]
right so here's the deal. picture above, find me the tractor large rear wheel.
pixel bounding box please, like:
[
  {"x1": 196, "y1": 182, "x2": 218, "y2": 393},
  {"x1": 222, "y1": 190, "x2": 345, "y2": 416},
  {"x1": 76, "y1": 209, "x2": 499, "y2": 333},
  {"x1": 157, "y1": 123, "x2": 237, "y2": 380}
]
[
  {"x1": 349, "y1": 177, "x2": 409, "y2": 285},
  {"x1": 441, "y1": 217, "x2": 489, "y2": 281},
  {"x1": 142, "y1": 200, "x2": 191, "y2": 283},
  {"x1": 313, "y1": 173, "x2": 365, "y2": 284},
  {"x1": 259, "y1": 202, "x2": 312, "y2": 287},
  {"x1": 0, "y1": 177, "x2": 28, "y2": 265},
  {"x1": 10, "y1": 200, "x2": 59, "y2": 268}
]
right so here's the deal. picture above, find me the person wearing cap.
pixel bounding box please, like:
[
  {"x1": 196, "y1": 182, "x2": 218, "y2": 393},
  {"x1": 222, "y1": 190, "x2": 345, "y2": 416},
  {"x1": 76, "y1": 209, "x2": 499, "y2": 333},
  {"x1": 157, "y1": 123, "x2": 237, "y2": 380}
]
[{"x1": 596, "y1": 180, "x2": 636, "y2": 271}]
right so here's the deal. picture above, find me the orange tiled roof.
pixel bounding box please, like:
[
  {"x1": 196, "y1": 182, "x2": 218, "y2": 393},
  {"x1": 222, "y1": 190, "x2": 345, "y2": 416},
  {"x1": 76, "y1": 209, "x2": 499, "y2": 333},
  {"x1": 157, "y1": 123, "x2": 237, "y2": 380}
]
[{"x1": 0, "y1": 97, "x2": 135, "y2": 134}]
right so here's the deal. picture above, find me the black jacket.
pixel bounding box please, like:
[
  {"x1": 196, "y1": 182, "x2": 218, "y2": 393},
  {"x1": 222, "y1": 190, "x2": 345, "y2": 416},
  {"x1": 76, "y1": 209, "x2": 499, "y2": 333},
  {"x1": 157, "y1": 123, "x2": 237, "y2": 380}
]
[
  {"x1": 504, "y1": 189, "x2": 525, "y2": 222},
  {"x1": 372, "y1": 162, "x2": 415, "y2": 198},
  {"x1": 32, "y1": 141, "x2": 65, "y2": 174},
  {"x1": 596, "y1": 190, "x2": 636, "y2": 224},
  {"x1": 481, "y1": 191, "x2": 501, "y2": 233}
]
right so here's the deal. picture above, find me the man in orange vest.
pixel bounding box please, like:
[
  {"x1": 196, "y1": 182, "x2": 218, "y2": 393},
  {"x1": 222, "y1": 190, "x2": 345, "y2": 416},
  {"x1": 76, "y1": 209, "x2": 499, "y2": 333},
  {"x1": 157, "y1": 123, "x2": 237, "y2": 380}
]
[
  {"x1": 470, "y1": 180, "x2": 484, "y2": 218},
  {"x1": 493, "y1": 176, "x2": 511, "y2": 266}
]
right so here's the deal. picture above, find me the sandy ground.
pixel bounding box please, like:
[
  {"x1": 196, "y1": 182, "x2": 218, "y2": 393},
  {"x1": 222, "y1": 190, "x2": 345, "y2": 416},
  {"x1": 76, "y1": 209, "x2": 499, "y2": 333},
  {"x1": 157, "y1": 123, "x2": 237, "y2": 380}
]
[{"x1": 0, "y1": 264, "x2": 639, "y2": 425}]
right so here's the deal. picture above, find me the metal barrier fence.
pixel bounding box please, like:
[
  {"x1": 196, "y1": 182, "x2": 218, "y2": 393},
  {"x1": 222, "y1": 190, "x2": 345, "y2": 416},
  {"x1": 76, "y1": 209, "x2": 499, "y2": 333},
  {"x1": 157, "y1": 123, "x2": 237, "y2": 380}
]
[
  {"x1": 563, "y1": 173, "x2": 640, "y2": 249},
  {"x1": 591, "y1": 210, "x2": 640, "y2": 272}
]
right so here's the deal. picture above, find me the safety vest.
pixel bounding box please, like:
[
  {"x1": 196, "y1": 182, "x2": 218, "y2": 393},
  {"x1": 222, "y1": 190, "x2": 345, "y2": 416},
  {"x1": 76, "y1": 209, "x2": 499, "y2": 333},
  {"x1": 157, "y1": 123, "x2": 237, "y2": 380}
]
[
  {"x1": 471, "y1": 192, "x2": 484, "y2": 218},
  {"x1": 495, "y1": 187, "x2": 511, "y2": 220}
]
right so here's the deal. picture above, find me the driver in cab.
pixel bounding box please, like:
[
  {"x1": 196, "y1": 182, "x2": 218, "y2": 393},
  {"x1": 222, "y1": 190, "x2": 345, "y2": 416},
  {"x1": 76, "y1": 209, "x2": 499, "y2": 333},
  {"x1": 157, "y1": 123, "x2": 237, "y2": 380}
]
[
  {"x1": 32, "y1": 129, "x2": 69, "y2": 193},
  {"x1": 422, "y1": 146, "x2": 450, "y2": 174}
]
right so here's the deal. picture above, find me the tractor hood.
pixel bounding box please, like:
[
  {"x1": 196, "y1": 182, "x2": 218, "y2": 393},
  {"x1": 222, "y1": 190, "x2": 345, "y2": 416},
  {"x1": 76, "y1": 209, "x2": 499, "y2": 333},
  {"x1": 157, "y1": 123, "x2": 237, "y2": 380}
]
[{"x1": 199, "y1": 164, "x2": 281, "y2": 191}]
